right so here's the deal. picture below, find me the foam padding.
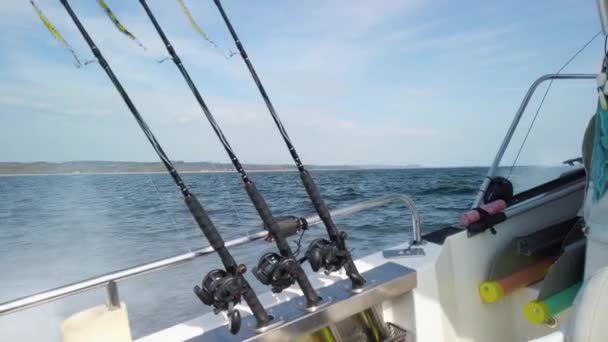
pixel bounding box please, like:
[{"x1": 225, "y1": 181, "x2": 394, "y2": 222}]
[
  {"x1": 479, "y1": 281, "x2": 504, "y2": 303},
  {"x1": 523, "y1": 282, "x2": 581, "y2": 324},
  {"x1": 480, "y1": 256, "x2": 556, "y2": 303}
]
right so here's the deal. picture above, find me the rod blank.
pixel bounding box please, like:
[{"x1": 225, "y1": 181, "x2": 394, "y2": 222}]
[
  {"x1": 138, "y1": 0, "x2": 320, "y2": 307},
  {"x1": 59, "y1": 0, "x2": 271, "y2": 329},
  {"x1": 213, "y1": 0, "x2": 365, "y2": 289}
]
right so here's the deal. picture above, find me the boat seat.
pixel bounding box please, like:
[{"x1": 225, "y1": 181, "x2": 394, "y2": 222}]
[
  {"x1": 529, "y1": 331, "x2": 564, "y2": 342},
  {"x1": 566, "y1": 265, "x2": 608, "y2": 341},
  {"x1": 581, "y1": 113, "x2": 594, "y2": 174},
  {"x1": 528, "y1": 266, "x2": 608, "y2": 342},
  {"x1": 527, "y1": 116, "x2": 602, "y2": 342},
  {"x1": 581, "y1": 113, "x2": 608, "y2": 279}
]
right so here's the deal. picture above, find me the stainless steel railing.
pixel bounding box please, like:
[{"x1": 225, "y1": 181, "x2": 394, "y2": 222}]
[
  {"x1": 472, "y1": 73, "x2": 597, "y2": 207},
  {"x1": 0, "y1": 194, "x2": 422, "y2": 317},
  {"x1": 316, "y1": 194, "x2": 422, "y2": 243}
]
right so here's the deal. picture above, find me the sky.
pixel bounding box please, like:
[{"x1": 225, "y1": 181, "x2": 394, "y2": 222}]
[{"x1": 0, "y1": 0, "x2": 604, "y2": 167}]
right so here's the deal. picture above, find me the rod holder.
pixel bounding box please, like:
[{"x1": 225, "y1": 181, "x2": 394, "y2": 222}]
[{"x1": 106, "y1": 281, "x2": 120, "y2": 310}]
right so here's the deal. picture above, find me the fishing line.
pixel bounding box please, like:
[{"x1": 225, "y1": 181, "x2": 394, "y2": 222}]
[
  {"x1": 175, "y1": 0, "x2": 238, "y2": 60},
  {"x1": 97, "y1": 0, "x2": 147, "y2": 50},
  {"x1": 146, "y1": 173, "x2": 194, "y2": 253},
  {"x1": 97, "y1": 1, "x2": 176, "y2": 65},
  {"x1": 293, "y1": 228, "x2": 307, "y2": 257},
  {"x1": 213, "y1": 168, "x2": 246, "y2": 233},
  {"x1": 156, "y1": 56, "x2": 173, "y2": 64},
  {"x1": 29, "y1": 0, "x2": 95, "y2": 68},
  {"x1": 506, "y1": 30, "x2": 602, "y2": 179}
]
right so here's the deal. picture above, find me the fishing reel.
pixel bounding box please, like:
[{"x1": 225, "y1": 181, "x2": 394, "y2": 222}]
[
  {"x1": 194, "y1": 268, "x2": 245, "y2": 335},
  {"x1": 306, "y1": 238, "x2": 348, "y2": 274},
  {"x1": 253, "y1": 252, "x2": 299, "y2": 293}
]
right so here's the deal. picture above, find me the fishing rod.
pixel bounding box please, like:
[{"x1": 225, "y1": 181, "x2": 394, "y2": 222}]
[
  {"x1": 213, "y1": 0, "x2": 366, "y2": 290},
  {"x1": 138, "y1": 0, "x2": 321, "y2": 308},
  {"x1": 58, "y1": 0, "x2": 272, "y2": 334}
]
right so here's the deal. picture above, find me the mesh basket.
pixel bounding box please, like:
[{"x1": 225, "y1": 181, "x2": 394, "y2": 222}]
[
  {"x1": 383, "y1": 322, "x2": 407, "y2": 342},
  {"x1": 337, "y1": 322, "x2": 407, "y2": 342}
]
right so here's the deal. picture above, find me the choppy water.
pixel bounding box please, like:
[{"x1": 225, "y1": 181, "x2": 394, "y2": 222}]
[{"x1": 0, "y1": 167, "x2": 568, "y2": 340}]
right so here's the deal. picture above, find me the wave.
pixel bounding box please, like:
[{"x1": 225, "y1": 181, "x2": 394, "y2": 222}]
[{"x1": 418, "y1": 184, "x2": 478, "y2": 196}]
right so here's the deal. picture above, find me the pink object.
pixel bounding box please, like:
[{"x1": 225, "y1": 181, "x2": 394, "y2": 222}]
[{"x1": 460, "y1": 200, "x2": 507, "y2": 226}]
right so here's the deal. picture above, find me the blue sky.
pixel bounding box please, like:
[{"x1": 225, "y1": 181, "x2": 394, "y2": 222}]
[{"x1": 0, "y1": 0, "x2": 603, "y2": 166}]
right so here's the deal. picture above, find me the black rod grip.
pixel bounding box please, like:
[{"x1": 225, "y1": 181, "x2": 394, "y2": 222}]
[
  {"x1": 243, "y1": 182, "x2": 291, "y2": 251},
  {"x1": 185, "y1": 194, "x2": 225, "y2": 251},
  {"x1": 240, "y1": 282, "x2": 272, "y2": 327},
  {"x1": 300, "y1": 170, "x2": 366, "y2": 288},
  {"x1": 243, "y1": 181, "x2": 320, "y2": 306},
  {"x1": 299, "y1": 170, "x2": 339, "y2": 241}
]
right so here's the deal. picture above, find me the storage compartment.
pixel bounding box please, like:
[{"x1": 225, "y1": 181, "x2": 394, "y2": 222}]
[{"x1": 330, "y1": 308, "x2": 408, "y2": 342}]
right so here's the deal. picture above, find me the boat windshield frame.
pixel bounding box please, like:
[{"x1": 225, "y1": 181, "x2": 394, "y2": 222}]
[{"x1": 473, "y1": 73, "x2": 597, "y2": 208}]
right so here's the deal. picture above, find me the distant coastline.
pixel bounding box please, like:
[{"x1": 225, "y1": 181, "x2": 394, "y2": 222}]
[{"x1": 0, "y1": 161, "x2": 421, "y2": 176}]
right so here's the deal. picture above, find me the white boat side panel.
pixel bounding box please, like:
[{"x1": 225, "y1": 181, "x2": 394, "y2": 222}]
[
  {"x1": 380, "y1": 242, "x2": 444, "y2": 342},
  {"x1": 436, "y1": 185, "x2": 584, "y2": 342}
]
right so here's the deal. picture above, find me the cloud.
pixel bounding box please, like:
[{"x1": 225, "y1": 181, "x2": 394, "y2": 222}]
[
  {"x1": 0, "y1": 1, "x2": 35, "y2": 25},
  {"x1": 0, "y1": 0, "x2": 601, "y2": 166},
  {"x1": 0, "y1": 96, "x2": 25, "y2": 106},
  {"x1": 310, "y1": 0, "x2": 424, "y2": 36}
]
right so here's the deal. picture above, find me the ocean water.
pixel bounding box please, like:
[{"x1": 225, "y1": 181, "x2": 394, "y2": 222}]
[{"x1": 0, "y1": 167, "x2": 570, "y2": 340}]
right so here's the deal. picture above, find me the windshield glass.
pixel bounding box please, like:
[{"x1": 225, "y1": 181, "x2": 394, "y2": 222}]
[{"x1": 495, "y1": 78, "x2": 597, "y2": 194}]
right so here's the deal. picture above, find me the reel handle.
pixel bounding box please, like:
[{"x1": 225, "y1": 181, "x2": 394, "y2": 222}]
[
  {"x1": 228, "y1": 309, "x2": 241, "y2": 335},
  {"x1": 193, "y1": 268, "x2": 247, "y2": 334}
]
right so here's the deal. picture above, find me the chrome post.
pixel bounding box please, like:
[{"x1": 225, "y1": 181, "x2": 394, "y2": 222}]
[
  {"x1": 327, "y1": 323, "x2": 344, "y2": 342},
  {"x1": 106, "y1": 280, "x2": 120, "y2": 310},
  {"x1": 406, "y1": 196, "x2": 423, "y2": 245},
  {"x1": 306, "y1": 194, "x2": 422, "y2": 246},
  {"x1": 472, "y1": 73, "x2": 597, "y2": 208},
  {"x1": 380, "y1": 195, "x2": 425, "y2": 258},
  {"x1": 598, "y1": 0, "x2": 608, "y2": 35}
]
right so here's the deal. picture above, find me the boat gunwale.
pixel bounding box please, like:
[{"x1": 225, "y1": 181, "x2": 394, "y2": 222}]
[{"x1": 0, "y1": 193, "x2": 421, "y2": 317}]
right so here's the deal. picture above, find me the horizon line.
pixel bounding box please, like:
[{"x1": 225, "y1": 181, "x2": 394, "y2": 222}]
[{"x1": 0, "y1": 160, "x2": 574, "y2": 169}]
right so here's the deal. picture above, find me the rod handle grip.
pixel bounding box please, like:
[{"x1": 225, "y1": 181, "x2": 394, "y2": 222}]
[{"x1": 185, "y1": 194, "x2": 224, "y2": 251}]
